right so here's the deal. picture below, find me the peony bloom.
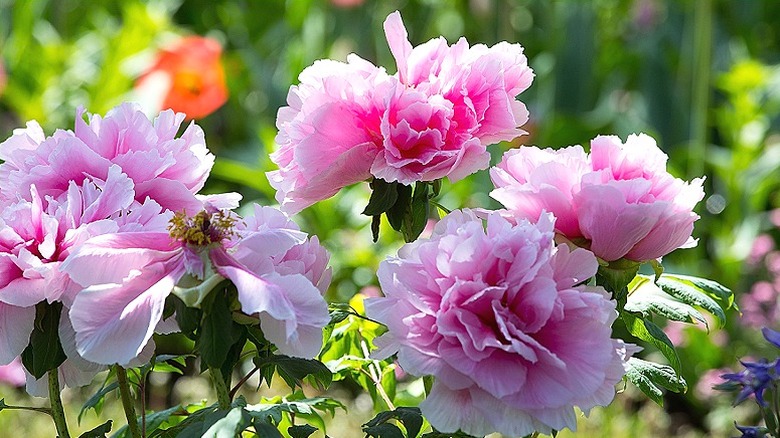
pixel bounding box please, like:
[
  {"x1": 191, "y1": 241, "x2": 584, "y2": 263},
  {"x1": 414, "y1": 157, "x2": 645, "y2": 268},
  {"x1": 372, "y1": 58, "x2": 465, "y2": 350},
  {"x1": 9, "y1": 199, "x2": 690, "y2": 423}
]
[
  {"x1": 269, "y1": 11, "x2": 533, "y2": 214},
  {"x1": 135, "y1": 36, "x2": 228, "y2": 120},
  {"x1": 490, "y1": 133, "x2": 705, "y2": 262},
  {"x1": 365, "y1": 210, "x2": 633, "y2": 436},
  {"x1": 0, "y1": 103, "x2": 214, "y2": 214},
  {"x1": 0, "y1": 166, "x2": 166, "y2": 367},
  {"x1": 61, "y1": 202, "x2": 331, "y2": 365}
]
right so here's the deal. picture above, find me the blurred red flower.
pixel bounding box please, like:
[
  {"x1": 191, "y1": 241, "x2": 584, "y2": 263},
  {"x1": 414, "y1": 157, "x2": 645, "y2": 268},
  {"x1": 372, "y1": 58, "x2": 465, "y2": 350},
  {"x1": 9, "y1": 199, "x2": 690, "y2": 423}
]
[{"x1": 136, "y1": 36, "x2": 227, "y2": 120}]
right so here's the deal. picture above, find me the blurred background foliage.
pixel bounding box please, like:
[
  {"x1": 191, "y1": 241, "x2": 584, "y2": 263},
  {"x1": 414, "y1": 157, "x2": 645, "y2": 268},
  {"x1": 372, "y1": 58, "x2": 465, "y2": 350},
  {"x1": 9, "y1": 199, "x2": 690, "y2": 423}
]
[{"x1": 3, "y1": 0, "x2": 780, "y2": 436}]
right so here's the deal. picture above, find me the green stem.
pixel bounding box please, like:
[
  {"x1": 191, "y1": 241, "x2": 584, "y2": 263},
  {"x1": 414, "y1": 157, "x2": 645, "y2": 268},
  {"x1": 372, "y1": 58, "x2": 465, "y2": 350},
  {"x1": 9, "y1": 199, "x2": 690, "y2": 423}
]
[
  {"x1": 209, "y1": 367, "x2": 232, "y2": 410},
  {"x1": 115, "y1": 365, "x2": 142, "y2": 438},
  {"x1": 48, "y1": 371, "x2": 71, "y2": 438}
]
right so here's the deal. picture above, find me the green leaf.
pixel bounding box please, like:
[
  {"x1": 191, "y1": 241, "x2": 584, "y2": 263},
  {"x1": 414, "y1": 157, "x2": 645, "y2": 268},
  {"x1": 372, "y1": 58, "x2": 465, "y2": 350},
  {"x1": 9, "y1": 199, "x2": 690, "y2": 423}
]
[
  {"x1": 363, "y1": 179, "x2": 399, "y2": 216},
  {"x1": 289, "y1": 424, "x2": 318, "y2": 438},
  {"x1": 363, "y1": 408, "x2": 423, "y2": 438},
  {"x1": 255, "y1": 355, "x2": 332, "y2": 391},
  {"x1": 655, "y1": 275, "x2": 727, "y2": 327},
  {"x1": 79, "y1": 381, "x2": 119, "y2": 423},
  {"x1": 364, "y1": 423, "x2": 405, "y2": 438},
  {"x1": 401, "y1": 182, "x2": 430, "y2": 243},
  {"x1": 386, "y1": 183, "x2": 413, "y2": 232},
  {"x1": 371, "y1": 214, "x2": 382, "y2": 243},
  {"x1": 21, "y1": 301, "x2": 67, "y2": 379},
  {"x1": 172, "y1": 295, "x2": 202, "y2": 339},
  {"x1": 622, "y1": 312, "x2": 682, "y2": 375},
  {"x1": 625, "y1": 358, "x2": 687, "y2": 406},
  {"x1": 196, "y1": 290, "x2": 244, "y2": 369},
  {"x1": 660, "y1": 274, "x2": 735, "y2": 311},
  {"x1": 394, "y1": 407, "x2": 423, "y2": 438},
  {"x1": 202, "y1": 407, "x2": 251, "y2": 437},
  {"x1": 0, "y1": 398, "x2": 6, "y2": 412},
  {"x1": 625, "y1": 277, "x2": 709, "y2": 325},
  {"x1": 78, "y1": 420, "x2": 112, "y2": 438}
]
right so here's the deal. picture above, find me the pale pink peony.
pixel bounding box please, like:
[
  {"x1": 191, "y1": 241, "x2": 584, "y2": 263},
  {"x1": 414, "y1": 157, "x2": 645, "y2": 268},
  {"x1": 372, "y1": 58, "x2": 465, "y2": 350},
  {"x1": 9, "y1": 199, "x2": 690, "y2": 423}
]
[
  {"x1": 269, "y1": 11, "x2": 533, "y2": 214},
  {"x1": 0, "y1": 166, "x2": 167, "y2": 367},
  {"x1": 61, "y1": 203, "x2": 331, "y2": 365},
  {"x1": 491, "y1": 133, "x2": 705, "y2": 262},
  {"x1": 365, "y1": 210, "x2": 633, "y2": 436},
  {"x1": 0, "y1": 103, "x2": 214, "y2": 214}
]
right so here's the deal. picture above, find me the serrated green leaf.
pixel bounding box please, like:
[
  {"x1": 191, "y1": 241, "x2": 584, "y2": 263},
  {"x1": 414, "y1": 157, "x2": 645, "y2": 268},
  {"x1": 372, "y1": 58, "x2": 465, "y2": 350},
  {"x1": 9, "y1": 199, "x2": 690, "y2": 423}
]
[
  {"x1": 625, "y1": 358, "x2": 687, "y2": 406},
  {"x1": 661, "y1": 274, "x2": 735, "y2": 310},
  {"x1": 78, "y1": 420, "x2": 112, "y2": 438},
  {"x1": 255, "y1": 355, "x2": 332, "y2": 391},
  {"x1": 21, "y1": 301, "x2": 67, "y2": 379},
  {"x1": 79, "y1": 382, "x2": 119, "y2": 423},
  {"x1": 363, "y1": 179, "x2": 399, "y2": 216},
  {"x1": 625, "y1": 277, "x2": 708, "y2": 325},
  {"x1": 622, "y1": 312, "x2": 681, "y2": 374},
  {"x1": 655, "y1": 275, "x2": 727, "y2": 328},
  {"x1": 289, "y1": 424, "x2": 318, "y2": 438}
]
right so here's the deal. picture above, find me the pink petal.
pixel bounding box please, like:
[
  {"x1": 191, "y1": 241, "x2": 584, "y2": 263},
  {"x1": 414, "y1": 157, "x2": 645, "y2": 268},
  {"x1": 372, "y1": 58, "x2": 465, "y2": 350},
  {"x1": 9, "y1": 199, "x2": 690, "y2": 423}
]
[{"x1": 0, "y1": 302, "x2": 35, "y2": 365}]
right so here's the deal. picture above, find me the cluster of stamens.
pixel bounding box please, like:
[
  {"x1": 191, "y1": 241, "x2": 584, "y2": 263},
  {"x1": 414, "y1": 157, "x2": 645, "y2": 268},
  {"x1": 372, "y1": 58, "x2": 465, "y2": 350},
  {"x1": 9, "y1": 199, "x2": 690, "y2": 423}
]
[{"x1": 168, "y1": 210, "x2": 237, "y2": 246}]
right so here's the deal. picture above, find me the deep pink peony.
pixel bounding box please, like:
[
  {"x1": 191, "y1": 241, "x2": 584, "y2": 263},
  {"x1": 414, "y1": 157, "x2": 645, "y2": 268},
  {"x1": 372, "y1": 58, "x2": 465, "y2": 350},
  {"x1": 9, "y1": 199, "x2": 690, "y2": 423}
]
[
  {"x1": 0, "y1": 103, "x2": 214, "y2": 214},
  {"x1": 61, "y1": 202, "x2": 331, "y2": 365},
  {"x1": 490, "y1": 133, "x2": 705, "y2": 261},
  {"x1": 365, "y1": 210, "x2": 634, "y2": 436},
  {"x1": 269, "y1": 11, "x2": 533, "y2": 214}
]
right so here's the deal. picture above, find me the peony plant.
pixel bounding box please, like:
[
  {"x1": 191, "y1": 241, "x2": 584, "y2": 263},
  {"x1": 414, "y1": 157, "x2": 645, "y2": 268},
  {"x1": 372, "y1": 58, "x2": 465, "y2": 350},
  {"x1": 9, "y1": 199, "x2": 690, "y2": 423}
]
[{"x1": 0, "y1": 10, "x2": 735, "y2": 438}]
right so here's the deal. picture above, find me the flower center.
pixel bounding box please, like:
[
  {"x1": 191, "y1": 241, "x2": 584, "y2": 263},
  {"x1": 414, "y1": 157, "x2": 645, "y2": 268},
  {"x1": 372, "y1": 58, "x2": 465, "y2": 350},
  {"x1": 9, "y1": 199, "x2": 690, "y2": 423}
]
[{"x1": 168, "y1": 210, "x2": 236, "y2": 246}]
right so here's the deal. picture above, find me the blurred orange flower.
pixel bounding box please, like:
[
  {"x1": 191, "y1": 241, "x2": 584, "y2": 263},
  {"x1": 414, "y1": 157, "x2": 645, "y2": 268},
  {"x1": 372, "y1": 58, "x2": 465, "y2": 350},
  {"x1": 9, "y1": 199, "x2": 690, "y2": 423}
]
[{"x1": 136, "y1": 36, "x2": 227, "y2": 120}]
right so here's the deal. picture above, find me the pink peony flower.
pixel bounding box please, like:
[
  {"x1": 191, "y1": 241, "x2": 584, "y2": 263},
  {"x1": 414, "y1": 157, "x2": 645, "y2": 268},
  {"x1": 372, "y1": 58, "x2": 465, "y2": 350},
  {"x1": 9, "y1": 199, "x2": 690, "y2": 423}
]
[
  {"x1": 491, "y1": 133, "x2": 705, "y2": 262},
  {"x1": 0, "y1": 103, "x2": 214, "y2": 214},
  {"x1": 61, "y1": 203, "x2": 331, "y2": 365},
  {"x1": 365, "y1": 210, "x2": 633, "y2": 436},
  {"x1": 269, "y1": 11, "x2": 533, "y2": 214},
  {"x1": 0, "y1": 166, "x2": 166, "y2": 367}
]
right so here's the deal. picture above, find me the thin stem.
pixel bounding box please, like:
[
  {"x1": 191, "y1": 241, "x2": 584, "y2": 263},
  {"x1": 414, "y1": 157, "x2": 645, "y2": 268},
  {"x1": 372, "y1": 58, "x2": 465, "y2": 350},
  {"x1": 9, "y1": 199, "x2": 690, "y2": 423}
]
[
  {"x1": 115, "y1": 365, "x2": 142, "y2": 438},
  {"x1": 360, "y1": 339, "x2": 395, "y2": 410},
  {"x1": 209, "y1": 367, "x2": 232, "y2": 410},
  {"x1": 48, "y1": 371, "x2": 71, "y2": 438},
  {"x1": 229, "y1": 365, "x2": 259, "y2": 399},
  {"x1": 0, "y1": 404, "x2": 52, "y2": 415}
]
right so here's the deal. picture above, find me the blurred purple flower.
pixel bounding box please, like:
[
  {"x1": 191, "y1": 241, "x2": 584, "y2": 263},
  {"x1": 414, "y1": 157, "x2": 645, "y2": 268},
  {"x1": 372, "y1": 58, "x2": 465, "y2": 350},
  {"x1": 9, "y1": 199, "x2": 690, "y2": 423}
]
[
  {"x1": 718, "y1": 359, "x2": 778, "y2": 406},
  {"x1": 762, "y1": 327, "x2": 780, "y2": 349},
  {"x1": 735, "y1": 423, "x2": 768, "y2": 438}
]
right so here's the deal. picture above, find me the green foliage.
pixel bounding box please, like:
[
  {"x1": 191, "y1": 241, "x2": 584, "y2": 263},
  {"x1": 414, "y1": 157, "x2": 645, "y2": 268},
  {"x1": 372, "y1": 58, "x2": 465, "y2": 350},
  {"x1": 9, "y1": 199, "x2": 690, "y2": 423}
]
[
  {"x1": 625, "y1": 274, "x2": 733, "y2": 329},
  {"x1": 254, "y1": 354, "x2": 333, "y2": 391},
  {"x1": 79, "y1": 382, "x2": 119, "y2": 423},
  {"x1": 625, "y1": 358, "x2": 687, "y2": 407},
  {"x1": 21, "y1": 301, "x2": 67, "y2": 379},
  {"x1": 363, "y1": 407, "x2": 424, "y2": 438},
  {"x1": 77, "y1": 420, "x2": 112, "y2": 438},
  {"x1": 321, "y1": 296, "x2": 398, "y2": 412}
]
